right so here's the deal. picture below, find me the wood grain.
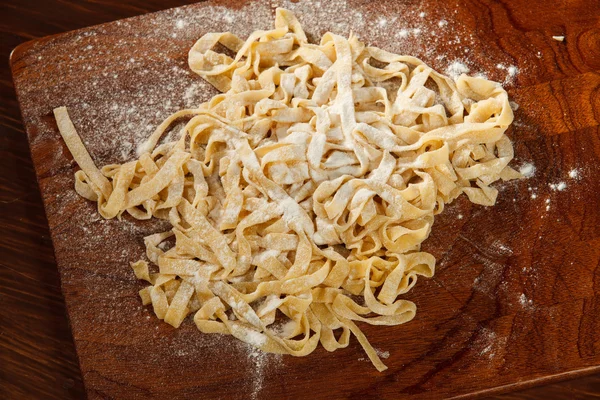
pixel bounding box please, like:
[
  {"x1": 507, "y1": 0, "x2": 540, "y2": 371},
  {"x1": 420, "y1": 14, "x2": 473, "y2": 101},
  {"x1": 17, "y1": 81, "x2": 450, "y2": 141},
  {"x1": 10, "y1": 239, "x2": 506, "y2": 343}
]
[{"x1": 3, "y1": 0, "x2": 600, "y2": 399}]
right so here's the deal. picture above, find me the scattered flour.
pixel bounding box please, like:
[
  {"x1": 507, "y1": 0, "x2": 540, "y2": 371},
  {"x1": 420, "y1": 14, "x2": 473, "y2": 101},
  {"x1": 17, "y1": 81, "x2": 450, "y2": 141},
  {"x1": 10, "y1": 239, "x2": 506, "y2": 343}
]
[
  {"x1": 568, "y1": 168, "x2": 581, "y2": 180},
  {"x1": 247, "y1": 348, "x2": 268, "y2": 400},
  {"x1": 519, "y1": 293, "x2": 534, "y2": 308},
  {"x1": 445, "y1": 60, "x2": 470, "y2": 79},
  {"x1": 519, "y1": 163, "x2": 536, "y2": 178},
  {"x1": 480, "y1": 344, "x2": 493, "y2": 356},
  {"x1": 18, "y1": 0, "x2": 278, "y2": 166},
  {"x1": 245, "y1": 330, "x2": 267, "y2": 347},
  {"x1": 375, "y1": 348, "x2": 390, "y2": 359},
  {"x1": 277, "y1": 0, "x2": 521, "y2": 85},
  {"x1": 490, "y1": 240, "x2": 513, "y2": 256},
  {"x1": 496, "y1": 63, "x2": 519, "y2": 84},
  {"x1": 472, "y1": 328, "x2": 504, "y2": 360},
  {"x1": 550, "y1": 182, "x2": 567, "y2": 191},
  {"x1": 20, "y1": 1, "x2": 531, "y2": 388},
  {"x1": 547, "y1": 169, "x2": 579, "y2": 193}
]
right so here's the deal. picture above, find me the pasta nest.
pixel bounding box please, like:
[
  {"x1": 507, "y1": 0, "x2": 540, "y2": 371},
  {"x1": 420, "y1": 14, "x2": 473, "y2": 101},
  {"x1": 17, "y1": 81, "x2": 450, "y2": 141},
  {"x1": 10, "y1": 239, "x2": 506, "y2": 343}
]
[{"x1": 54, "y1": 8, "x2": 519, "y2": 370}]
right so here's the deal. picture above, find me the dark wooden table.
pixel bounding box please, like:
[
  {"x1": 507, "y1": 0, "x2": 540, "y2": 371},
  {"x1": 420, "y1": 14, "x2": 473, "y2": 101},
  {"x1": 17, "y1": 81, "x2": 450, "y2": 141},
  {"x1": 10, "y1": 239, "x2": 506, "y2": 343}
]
[{"x1": 1, "y1": 1, "x2": 600, "y2": 399}]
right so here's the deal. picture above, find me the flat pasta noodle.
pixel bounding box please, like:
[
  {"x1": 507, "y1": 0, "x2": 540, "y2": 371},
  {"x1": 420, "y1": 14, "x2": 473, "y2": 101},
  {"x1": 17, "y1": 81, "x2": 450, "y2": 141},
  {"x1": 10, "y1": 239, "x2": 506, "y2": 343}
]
[{"x1": 53, "y1": 8, "x2": 519, "y2": 371}]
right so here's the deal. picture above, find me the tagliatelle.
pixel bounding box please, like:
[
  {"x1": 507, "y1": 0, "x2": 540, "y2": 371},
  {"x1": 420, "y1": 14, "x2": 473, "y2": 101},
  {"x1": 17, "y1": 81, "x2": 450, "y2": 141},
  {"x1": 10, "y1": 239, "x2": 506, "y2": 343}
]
[{"x1": 53, "y1": 8, "x2": 520, "y2": 371}]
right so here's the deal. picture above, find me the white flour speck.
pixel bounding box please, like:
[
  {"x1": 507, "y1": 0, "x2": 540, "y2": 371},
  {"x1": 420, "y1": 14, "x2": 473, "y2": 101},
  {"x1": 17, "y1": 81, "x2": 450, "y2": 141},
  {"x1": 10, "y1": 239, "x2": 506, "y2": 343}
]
[
  {"x1": 375, "y1": 348, "x2": 390, "y2": 359},
  {"x1": 519, "y1": 293, "x2": 534, "y2": 308},
  {"x1": 480, "y1": 344, "x2": 493, "y2": 355},
  {"x1": 519, "y1": 163, "x2": 535, "y2": 178},
  {"x1": 568, "y1": 169, "x2": 580, "y2": 179},
  {"x1": 446, "y1": 60, "x2": 470, "y2": 79},
  {"x1": 473, "y1": 328, "x2": 504, "y2": 360}
]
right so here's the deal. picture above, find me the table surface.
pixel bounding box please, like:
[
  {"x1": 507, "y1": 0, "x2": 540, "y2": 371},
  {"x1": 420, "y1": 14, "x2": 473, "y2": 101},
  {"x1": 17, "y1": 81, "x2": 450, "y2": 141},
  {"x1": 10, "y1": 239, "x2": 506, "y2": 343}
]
[{"x1": 2, "y1": 0, "x2": 600, "y2": 399}]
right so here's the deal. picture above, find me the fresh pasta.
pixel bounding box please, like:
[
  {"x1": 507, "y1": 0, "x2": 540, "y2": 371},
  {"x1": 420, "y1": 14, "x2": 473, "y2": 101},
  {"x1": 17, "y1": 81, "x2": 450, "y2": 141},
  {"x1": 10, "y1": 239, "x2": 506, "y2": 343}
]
[{"x1": 54, "y1": 8, "x2": 520, "y2": 371}]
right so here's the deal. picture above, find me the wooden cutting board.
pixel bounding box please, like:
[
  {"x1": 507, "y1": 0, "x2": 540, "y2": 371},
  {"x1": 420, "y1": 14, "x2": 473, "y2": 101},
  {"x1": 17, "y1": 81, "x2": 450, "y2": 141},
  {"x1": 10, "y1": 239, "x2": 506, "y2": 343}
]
[{"x1": 9, "y1": 0, "x2": 600, "y2": 398}]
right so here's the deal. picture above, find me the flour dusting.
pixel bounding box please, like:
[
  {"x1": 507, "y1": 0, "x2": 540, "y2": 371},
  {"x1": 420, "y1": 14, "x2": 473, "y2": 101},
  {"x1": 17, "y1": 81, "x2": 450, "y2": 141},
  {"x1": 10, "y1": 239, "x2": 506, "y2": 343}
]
[
  {"x1": 472, "y1": 328, "x2": 504, "y2": 360},
  {"x1": 519, "y1": 163, "x2": 535, "y2": 178},
  {"x1": 375, "y1": 348, "x2": 390, "y2": 359},
  {"x1": 518, "y1": 293, "x2": 534, "y2": 308},
  {"x1": 568, "y1": 168, "x2": 581, "y2": 180},
  {"x1": 247, "y1": 347, "x2": 283, "y2": 400},
  {"x1": 446, "y1": 61, "x2": 470, "y2": 79},
  {"x1": 549, "y1": 182, "x2": 567, "y2": 191},
  {"x1": 276, "y1": 0, "x2": 524, "y2": 86}
]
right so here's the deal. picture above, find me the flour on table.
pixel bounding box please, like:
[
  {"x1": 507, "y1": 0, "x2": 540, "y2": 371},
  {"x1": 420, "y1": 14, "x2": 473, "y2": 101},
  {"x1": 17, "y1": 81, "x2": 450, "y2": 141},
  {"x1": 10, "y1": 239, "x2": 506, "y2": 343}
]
[
  {"x1": 519, "y1": 163, "x2": 536, "y2": 178},
  {"x1": 496, "y1": 63, "x2": 519, "y2": 84},
  {"x1": 375, "y1": 348, "x2": 390, "y2": 359},
  {"x1": 247, "y1": 347, "x2": 282, "y2": 400},
  {"x1": 490, "y1": 240, "x2": 513, "y2": 256},
  {"x1": 23, "y1": 0, "x2": 528, "y2": 171},
  {"x1": 472, "y1": 328, "x2": 504, "y2": 360},
  {"x1": 17, "y1": 1, "x2": 275, "y2": 168},
  {"x1": 445, "y1": 60, "x2": 470, "y2": 79},
  {"x1": 568, "y1": 168, "x2": 581, "y2": 180},
  {"x1": 276, "y1": 0, "x2": 522, "y2": 85}
]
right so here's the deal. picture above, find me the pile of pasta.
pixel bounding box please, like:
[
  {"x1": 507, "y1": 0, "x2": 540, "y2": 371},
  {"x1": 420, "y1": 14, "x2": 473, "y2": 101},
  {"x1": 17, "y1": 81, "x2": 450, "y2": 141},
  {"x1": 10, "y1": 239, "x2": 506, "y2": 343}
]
[{"x1": 54, "y1": 8, "x2": 519, "y2": 371}]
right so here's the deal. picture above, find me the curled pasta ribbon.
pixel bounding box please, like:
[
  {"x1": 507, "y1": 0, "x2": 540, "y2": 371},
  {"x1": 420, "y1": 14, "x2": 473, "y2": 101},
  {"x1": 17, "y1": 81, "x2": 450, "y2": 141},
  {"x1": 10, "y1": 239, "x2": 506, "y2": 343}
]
[{"x1": 54, "y1": 8, "x2": 519, "y2": 371}]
